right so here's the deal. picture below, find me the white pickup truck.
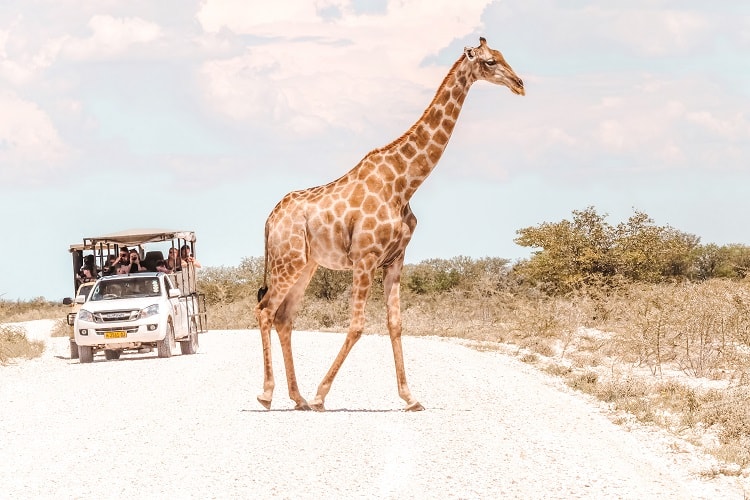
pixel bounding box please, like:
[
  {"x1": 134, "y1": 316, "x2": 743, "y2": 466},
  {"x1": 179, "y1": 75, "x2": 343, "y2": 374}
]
[
  {"x1": 74, "y1": 272, "x2": 201, "y2": 362},
  {"x1": 66, "y1": 228, "x2": 207, "y2": 363}
]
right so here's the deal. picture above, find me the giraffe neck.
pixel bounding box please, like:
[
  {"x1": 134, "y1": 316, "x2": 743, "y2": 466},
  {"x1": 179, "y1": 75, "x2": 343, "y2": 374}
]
[{"x1": 373, "y1": 55, "x2": 476, "y2": 202}]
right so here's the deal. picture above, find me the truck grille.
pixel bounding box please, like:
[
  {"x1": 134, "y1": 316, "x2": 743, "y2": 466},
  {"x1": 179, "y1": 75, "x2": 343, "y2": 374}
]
[{"x1": 93, "y1": 310, "x2": 140, "y2": 322}]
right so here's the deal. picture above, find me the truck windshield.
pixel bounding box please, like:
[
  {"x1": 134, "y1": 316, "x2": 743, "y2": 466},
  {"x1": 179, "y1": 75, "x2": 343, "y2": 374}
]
[
  {"x1": 78, "y1": 283, "x2": 95, "y2": 299},
  {"x1": 90, "y1": 278, "x2": 162, "y2": 301}
]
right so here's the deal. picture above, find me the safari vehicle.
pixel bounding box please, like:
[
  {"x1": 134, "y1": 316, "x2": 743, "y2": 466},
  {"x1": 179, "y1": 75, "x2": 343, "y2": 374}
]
[{"x1": 65, "y1": 229, "x2": 207, "y2": 363}]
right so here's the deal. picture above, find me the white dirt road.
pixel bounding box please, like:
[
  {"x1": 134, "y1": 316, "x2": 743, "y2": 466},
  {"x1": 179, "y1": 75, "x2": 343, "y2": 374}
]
[{"x1": 0, "y1": 320, "x2": 746, "y2": 499}]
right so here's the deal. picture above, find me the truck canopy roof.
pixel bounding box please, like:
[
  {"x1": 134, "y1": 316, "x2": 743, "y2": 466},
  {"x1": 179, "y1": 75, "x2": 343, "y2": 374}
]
[{"x1": 71, "y1": 228, "x2": 196, "y2": 252}]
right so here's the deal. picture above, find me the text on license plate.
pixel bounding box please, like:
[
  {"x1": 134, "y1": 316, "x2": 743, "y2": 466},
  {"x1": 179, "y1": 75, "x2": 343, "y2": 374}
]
[{"x1": 104, "y1": 331, "x2": 127, "y2": 339}]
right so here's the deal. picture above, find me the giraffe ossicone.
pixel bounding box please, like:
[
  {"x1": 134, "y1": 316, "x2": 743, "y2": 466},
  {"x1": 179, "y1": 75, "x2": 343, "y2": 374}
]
[{"x1": 254, "y1": 37, "x2": 524, "y2": 411}]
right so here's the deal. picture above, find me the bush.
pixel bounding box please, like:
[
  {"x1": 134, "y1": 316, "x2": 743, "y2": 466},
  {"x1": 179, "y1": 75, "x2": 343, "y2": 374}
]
[{"x1": 0, "y1": 325, "x2": 45, "y2": 364}]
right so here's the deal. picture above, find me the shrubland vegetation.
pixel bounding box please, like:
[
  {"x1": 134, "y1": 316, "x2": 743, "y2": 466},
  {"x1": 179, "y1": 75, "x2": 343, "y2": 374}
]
[
  {"x1": 1, "y1": 207, "x2": 748, "y2": 470},
  {"x1": 0, "y1": 298, "x2": 67, "y2": 364}
]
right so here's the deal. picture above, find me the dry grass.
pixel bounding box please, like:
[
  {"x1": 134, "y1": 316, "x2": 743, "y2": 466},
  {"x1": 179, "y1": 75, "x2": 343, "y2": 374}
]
[
  {"x1": 0, "y1": 299, "x2": 63, "y2": 364},
  {"x1": 0, "y1": 325, "x2": 45, "y2": 365},
  {"x1": 50, "y1": 319, "x2": 70, "y2": 338},
  {"x1": 0, "y1": 299, "x2": 68, "y2": 323}
]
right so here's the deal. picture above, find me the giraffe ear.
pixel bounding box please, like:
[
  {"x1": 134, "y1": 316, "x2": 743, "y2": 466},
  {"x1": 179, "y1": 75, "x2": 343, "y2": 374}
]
[{"x1": 464, "y1": 46, "x2": 476, "y2": 61}]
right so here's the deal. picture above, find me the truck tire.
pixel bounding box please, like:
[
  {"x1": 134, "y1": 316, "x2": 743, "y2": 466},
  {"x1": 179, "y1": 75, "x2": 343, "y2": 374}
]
[
  {"x1": 180, "y1": 328, "x2": 199, "y2": 355},
  {"x1": 79, "y1": 345, "x2": 94, "y2": 363},
  {"x1": 157, "y1": 322, "x2": 174, "y2": 358},
  {"x1": 70, "y1": 339, "x2": 79, "y2": 359},
  {"x1": 104, "y1": 349, "x2": 121, "y2": 360}
]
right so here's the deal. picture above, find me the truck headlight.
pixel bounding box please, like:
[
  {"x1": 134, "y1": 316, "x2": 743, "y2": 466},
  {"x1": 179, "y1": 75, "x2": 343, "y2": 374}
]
[
  {"x1": 139, "y1": 304, "x2": 159, "y2": 319},
  {"x1": 78, "y1": 309, "x2": 94, "y2": 322}
]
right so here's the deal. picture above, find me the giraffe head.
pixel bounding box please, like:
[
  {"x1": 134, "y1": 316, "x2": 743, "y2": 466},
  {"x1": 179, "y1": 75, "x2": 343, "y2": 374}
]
[{"x1": 464, "y1": 37, "x2": 525, "y2": 96}]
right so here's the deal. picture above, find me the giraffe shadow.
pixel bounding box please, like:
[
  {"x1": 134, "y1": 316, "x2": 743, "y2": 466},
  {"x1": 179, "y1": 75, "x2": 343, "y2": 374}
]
[{"x1": 240, "y1": 407, "x2": 411, "y2": 413}]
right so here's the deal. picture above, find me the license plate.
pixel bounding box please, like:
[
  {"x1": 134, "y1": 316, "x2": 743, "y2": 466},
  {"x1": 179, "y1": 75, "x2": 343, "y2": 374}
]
[{"x1": 104, "y1": 331, "x2": 127, "y2": 339}]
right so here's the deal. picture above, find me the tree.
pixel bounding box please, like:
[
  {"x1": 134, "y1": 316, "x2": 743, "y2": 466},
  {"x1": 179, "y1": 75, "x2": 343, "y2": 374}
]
[
  {"x1": 514, "y1": 207, "x2": 700, "y2": 292},
  {"x1": 695, "y1": 244, "x2": 750, "y2": 279},
  {"x1": 402, "y1": 257, "x2": 511, "y2": 295},
  {"x1": 612, "y1": 211, "x2": 698, "y2": 282},
  {"x1": 514, "y1": 207, "x2": 615, "y2": 292},
  {"x1": 307, "y1": 268, "x2": 352, "y2": 300}
]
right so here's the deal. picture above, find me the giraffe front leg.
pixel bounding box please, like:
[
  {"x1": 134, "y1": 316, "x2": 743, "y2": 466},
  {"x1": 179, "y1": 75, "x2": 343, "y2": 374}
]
[
  {"x1": 274, "y1": 263, "x2": 318, "y2": 410},
  {"x1": 310, "y1": 258, "x2": 374, "y2": 411},
  {"x1": 383, "y1": 261, "x2": 424, "y2": 411},
  {"x1": 309, "y1": 327, "x2": 362, "y2": 411},
  {"x1": 255, "y1": 304, "x2": 275, "y2": 409}
]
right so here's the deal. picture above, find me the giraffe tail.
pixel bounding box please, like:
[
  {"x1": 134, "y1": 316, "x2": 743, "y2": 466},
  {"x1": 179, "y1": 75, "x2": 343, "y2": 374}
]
[{"x1": 257, "y1": 220, "x2": 270, "y2": 303}]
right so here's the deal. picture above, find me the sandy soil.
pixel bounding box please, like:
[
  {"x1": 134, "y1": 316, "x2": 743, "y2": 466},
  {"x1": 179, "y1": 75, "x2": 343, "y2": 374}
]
[{"x1": 0, "y1": 320, "x2": 747, "y2": 499}]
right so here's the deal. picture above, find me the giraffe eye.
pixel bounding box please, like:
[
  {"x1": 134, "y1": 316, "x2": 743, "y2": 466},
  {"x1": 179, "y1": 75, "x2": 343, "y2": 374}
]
[{"x1": 485, "y1": 60, "x2": 496, "y2": 67}]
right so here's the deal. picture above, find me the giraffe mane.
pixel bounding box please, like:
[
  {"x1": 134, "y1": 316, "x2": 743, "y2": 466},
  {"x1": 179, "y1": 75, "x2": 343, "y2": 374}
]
[{"x1": 365, "y1": 54, "x2": 467, "y2": 158}]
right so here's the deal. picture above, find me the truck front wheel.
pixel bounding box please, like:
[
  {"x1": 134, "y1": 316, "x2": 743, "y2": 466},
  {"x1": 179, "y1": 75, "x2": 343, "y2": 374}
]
[
  {"x1": 157, "y1": 322, "x2": 174, "y2": 358},
  {"x1": 78, "y1": 345, "x2": 94, "y2": 363}
]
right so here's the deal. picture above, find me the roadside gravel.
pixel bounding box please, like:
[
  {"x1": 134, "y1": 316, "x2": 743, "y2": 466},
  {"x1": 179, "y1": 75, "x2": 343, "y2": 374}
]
[{"x1": 0, "y1": 321, "x2": 746, "y2": 498}]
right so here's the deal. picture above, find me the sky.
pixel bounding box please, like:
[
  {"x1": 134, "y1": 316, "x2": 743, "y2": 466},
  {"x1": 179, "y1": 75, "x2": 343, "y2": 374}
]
[{"x1": 1, "y1": 0, "x2": 749, "y2": 301}]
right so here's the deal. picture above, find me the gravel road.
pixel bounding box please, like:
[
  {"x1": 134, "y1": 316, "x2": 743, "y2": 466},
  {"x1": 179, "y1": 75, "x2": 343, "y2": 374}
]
[{"x1": 0, "y1": 323, "x2": 746, "y2": 499}]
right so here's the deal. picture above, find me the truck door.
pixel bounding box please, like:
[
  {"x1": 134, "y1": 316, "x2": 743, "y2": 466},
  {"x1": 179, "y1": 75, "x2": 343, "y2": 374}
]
[{"x1": 165, "y1": 275, "x2": 187, "y2": 335}]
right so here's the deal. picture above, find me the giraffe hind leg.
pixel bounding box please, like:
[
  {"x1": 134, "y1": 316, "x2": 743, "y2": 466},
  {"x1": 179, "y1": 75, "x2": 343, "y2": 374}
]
[
  {"x1": 254, "y1": 296, "x2": 275, "y2": 409},
  {"x1": 273, "y1": 262, "x2": 318, "y2": 410},
  {"x1": 255, "y1": 285, "x2": 272, "y2": 407}
]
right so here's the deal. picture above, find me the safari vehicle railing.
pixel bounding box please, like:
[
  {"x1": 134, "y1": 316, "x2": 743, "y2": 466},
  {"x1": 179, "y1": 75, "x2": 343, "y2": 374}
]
[{"x1": 68, "y1": 228, "x2": 208, "y2": 333}]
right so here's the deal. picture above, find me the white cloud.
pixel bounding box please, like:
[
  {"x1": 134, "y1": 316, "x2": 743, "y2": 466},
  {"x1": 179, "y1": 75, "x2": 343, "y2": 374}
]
[
  {"x1": 196, "y1": 0, "x2": 493, "y2": 134},
  {"x1": 59, "y1": 15, "x2": 163, "y2": 61},
  {"x1": 686, "y1": 110, "x2": 748, "y2": 140},
  {"x1": 0, "y1": 12, "x2": 163, "y2": 87},
  {"x1": 199, "y1": 44, "x2": 433, "y2": 135},
  {"x1": 448, "y1": 67, "x2": 750, "y2": 182},
  {"x1": 196, "y1": 0, "x2": 320, "y2": 34},
  {"x1": 583, "y1": 6, "x2": 713, "y2": 56},
  {"x1": 0, "y1": 90, "x2": 70, "y2": 182},
  {"x1": 0, "y1": 20, "x2": 52, "y2": 85}
]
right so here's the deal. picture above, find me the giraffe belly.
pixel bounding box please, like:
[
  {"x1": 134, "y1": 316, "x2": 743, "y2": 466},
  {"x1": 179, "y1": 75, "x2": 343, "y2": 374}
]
[{"x1": 309, "y1": 245, "x2": 353, "y2": 271}]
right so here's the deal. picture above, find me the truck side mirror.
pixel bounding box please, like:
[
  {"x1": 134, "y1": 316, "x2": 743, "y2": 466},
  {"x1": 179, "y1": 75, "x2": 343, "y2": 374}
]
[
  {"x1": 75, "y1": 295, "x2": 86, "y2": 304},
  {"x1": 63, "y1": 297, "x2": 73, "y2": 305},
  {"x1": 168, "y1": 289, "x2": 181, "y2": 298}
]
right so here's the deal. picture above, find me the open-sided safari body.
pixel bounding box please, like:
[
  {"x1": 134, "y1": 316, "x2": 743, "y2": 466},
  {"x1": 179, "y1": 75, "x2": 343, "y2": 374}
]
[{"x1": 65, "y1": 229, "x2": 207, "y2": 363}]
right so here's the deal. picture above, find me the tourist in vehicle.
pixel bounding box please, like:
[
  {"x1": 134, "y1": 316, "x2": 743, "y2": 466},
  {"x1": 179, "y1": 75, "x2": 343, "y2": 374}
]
[
  {"x1": 102, "y1": 255, "x2": 117, "y2": 275},
  {"x1": 179, "y1": 245, "x2": 202, "y2": 269},
  {"x1": 166, "y1": 247, "x2": 179, "y2": 271},
  {"x1": 155, "y1": 260, "x2": 170, "y2": 273},
  {"x1": 104, "y1": 247, "x2": 130, "y2": 276},
  {"x1": 127, "y1": 250, "x2": 147, "y2": 273},
  {"x1": 77, "y1": 254, "x2": 98, "y2": 284}
]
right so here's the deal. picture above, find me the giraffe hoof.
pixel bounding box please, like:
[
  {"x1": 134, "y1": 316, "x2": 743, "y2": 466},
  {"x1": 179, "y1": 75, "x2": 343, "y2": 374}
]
[
  {"x1": 309, "y1": 396, "x2": 325, "y2": 411},
  {"x1": 295, "y1": 401, "x2": 311, "y2": 411},
  {"x1": 256, "y1": 396, "x2": 272, "y2": 410},
  {"x1": 404, "y1": 401, "x2": 425, "y2": 412}
]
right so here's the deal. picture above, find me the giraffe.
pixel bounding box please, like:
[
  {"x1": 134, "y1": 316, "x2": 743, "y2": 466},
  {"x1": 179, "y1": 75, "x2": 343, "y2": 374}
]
[{"x1": 254, "y1": 37, "x2": 524, "y2": 411}]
